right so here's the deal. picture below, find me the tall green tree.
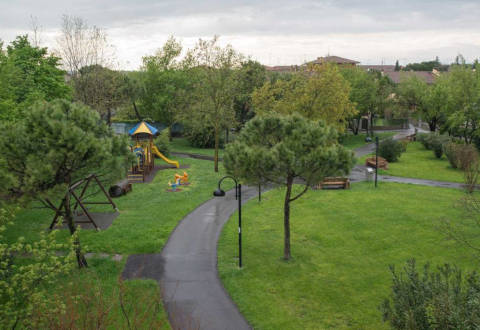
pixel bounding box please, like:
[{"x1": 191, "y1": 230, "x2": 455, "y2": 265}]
[
  {"x1": 233, "y1": 60, "x2": 266, "y2": 128},
  {"x1": 140, "y1": 37, "x2": 190, "y2": 138},
  {"x1": 443, "y1": 64, "x2": 480, "y2": 143},
  {"x1": 224, "y1": 115, "x2": 353, "y2": 260},
  {"x1": 181, "y1": 36, "x2": 243, "y2": 172},
  {"x1": 0, "y1": 36, "x2": 70, "y2": 120},
  {"x1": 0, "y1": 100, "x2": 130, "y2": 267},
  {"x1": 396, "y1": 74, "x2": 429, "y2": 118},
  {"x1": 73, "y1": 64, "x2": 128, "y2": 125},
  {"x1": 253, "y1": 63, "x2": 356, "y2": 132}
]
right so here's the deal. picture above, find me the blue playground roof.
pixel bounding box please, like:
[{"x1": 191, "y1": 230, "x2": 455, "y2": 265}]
[{"x1": 128, "y1": 121, "x2": 159, "y2": 136}]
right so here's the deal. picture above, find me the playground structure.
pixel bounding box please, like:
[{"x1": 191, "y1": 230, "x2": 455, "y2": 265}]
[
  {"x1": 167, "y1": 172, "x2": 190, "y2": 192},
  {"x1": 48, "y1": 174, "x2": 117, "y2": 231},
  {"x1": 128, "y1": 121, "x2": 179, "y2": 183}
]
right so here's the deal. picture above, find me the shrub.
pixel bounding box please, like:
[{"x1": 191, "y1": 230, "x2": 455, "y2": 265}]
[
  {"x1": 417, "y1": 133, "x2": 432, "y2": 149},
  {"x1": 444, "y1": 142, "x2": 459, "y2": 168},
  {"x1": 184, "y1": 123, "x2": 224, "y2": 149},
  {"x1": 381, "y1": 259, "x2": 480, "y2": 329},
  {"x1": 457, "y1": 144, "x2": 479, "y2": 170},
  {"x1": 379, "y1": 138, "x2": 404, "y2": 162},
  {"x1": 154, "y1": 129, "x2": 170, "y2": 156},
  {"x1": 431, "y1": 139, "x2": 444, "y2": 158}
]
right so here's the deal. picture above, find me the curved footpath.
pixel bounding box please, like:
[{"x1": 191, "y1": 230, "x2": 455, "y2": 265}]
[
  {"x1": 122, "y1": 126, "x2": 468, "y2": 329},
  {"x1": 123, "y1": 186, "x2": 259, "y2": 330}
]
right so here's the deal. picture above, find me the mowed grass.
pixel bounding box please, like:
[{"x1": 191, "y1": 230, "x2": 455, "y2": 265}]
[
  {"x1": 218, "y1": 182, "x2": 477, "y2": 329},
  {"x1": 341, "y1": 131, "x2": 396, "y2": 150},
  {"x1": 7, "y1": 156, "x2": 232, "y2": 253},
  {"x1": 361, "y1": 142, "x2": 465, "y2": 183}
]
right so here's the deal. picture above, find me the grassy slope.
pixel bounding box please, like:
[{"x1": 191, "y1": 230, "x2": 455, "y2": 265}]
[
  {"x1": 361, "y1": 142, "x2": 465, "y2": 183},
  {"x1": 218, "y1": 182, "x2": 477, "y2": 329},
  {"x1": 7, "y1": 156, "x2": 232, "y2": 253},
  {"x1": 7, "y1": 156, "x2": 231, "y2": 328}
]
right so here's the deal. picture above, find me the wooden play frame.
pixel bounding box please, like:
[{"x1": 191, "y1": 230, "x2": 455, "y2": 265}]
[{"x1": 48, "y1": 174, "x2": 118, "y2": 231}]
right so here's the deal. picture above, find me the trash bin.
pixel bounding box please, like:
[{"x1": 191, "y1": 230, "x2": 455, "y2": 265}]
[{"x1": 365, "y1": 167, "x2": 374, "y2": 182}]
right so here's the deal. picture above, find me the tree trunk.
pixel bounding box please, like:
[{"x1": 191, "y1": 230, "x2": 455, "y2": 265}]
[
  {"x1": 214, "y1": 128, "x2": 219, "y2": 172},
  {"x1": 428, "y1": 118, "x2": 436, "y2": 132},
  {"x1": 64, "y1": 191, "x2": 88, "y2": 268},
  {"x1": 283, "y1": 176, "x2": 293, "y2": 260}
]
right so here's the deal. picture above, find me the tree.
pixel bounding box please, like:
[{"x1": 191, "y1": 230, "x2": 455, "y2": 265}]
[
  {"x1": 340, "y1": 66, "x2": 377, "y2": 135},
  {"x1": 233, "y1": 60, "x2": 266, "y2": 128},
  {"x1": 396, "y1": 74, "x2": 428, "y2": 118},
  {"x1": 253, "y1": 63, "x2": 356, "y2": 133},
  {"x1": 0, "y1": 100, "x2": 130, "y2": 267},
  {"x1": 56, "y1": 15, "x2": 115, "y2": 77},
  {"x1": 0, "y1": 206, "x2": 77, "y2": 328},
  {"x1": 443, "y1": 65, "x2": 480, "y2": 143},
  {"x1": 394, "y1": 60, "x2": 400, "y2": 71},
  {"x1": 73, "y1": 64, "x2": 128, "y2": 125},
  {"x1": 421, "y1": 76, "x2": 450, "y2": 132},
  {"x1": 0, "y1": 36, "x2": 71, "y2": 120},
  {"x1": 181, "y1": 36, "x2": 243, "y2": 172},
  {"x1": 224, "y1": 115, "x2": 353, "y2": 260},
  {"x1": 140, "y1": 37, "x2": 190, "y2": 139}
]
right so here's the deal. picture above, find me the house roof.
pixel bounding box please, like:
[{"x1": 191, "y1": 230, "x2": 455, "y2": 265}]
[
  {"x1": 265, "y1": 65, "x2": 299, "y2": 72},
  {"x1": 384, "y1": 71, "x2": 436, "y2": 84},
  {"x1": 129, "y1": 121, "x2": 159, "y2": 136},
  {"x1": 309, "y1": 56, "x2": 359, "y2": 65},
  {"x1": 358, "y1": 65, "x2": 396, "y2": 72}
]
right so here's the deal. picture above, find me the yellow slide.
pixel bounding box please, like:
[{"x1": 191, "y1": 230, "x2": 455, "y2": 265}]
[{"x1": 152, "y1": 145, "x2": 179, "y2": 168}]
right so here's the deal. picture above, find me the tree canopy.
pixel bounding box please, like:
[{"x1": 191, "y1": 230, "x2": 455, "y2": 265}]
[{"x1": 224, "y1": 114, "x2": 353, "y2": 260}]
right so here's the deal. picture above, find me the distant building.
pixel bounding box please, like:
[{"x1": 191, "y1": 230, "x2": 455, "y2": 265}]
[
  {"x1": 358, "y1": 65, "x2": 396, "y2": 73},
  {"x1": 264, "y1": 65, "x2": 300, "y2": 73},
  {"x1": 384, "y1": 71, "x2": 436, "y2": 84}
]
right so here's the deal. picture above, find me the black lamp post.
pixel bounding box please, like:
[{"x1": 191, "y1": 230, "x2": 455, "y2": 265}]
[{"x1": 213, "y1": 176, "x2": 242, "y2": 268}]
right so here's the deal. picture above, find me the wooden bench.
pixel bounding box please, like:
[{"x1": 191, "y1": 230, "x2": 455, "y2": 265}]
[
  {"x1": 313, "y1": 177, "x2": 350, "y2": 190},
  {"x1": 365, "y1": 156, "x2": 388, "y2": 170},
  {"x1": 404, "y1": 133, "x2": 416, "y2": 142}
]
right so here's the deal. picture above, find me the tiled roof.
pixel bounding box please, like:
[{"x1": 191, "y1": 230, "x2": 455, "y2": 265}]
[
  {"x1": 384, "y1": 71, "x2": 436, "y2": 84},
  {"x1": 358, "y1": 65, "x2": 396, "y2": 72}
]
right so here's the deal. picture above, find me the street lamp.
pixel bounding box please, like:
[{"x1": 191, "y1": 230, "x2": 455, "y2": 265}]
[{"x1": 213, "y1": 176, "x2": 243, "y2": 268}]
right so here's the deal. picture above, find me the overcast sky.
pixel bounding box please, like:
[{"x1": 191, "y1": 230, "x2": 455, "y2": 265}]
[{"x1": 1, "y1": 0, "x2": 479, "y2": 69}]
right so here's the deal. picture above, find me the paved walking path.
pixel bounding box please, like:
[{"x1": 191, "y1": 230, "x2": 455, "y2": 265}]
[{"x1": 123, "y1": 186, "x2": 259, "y2": 330}]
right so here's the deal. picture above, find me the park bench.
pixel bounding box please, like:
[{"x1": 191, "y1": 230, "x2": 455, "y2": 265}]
[
  {"x1": 313, "y1": 177, "x2": 350, "y2": 190},
  {"x1": 404, "y1": 133, "x2": 416, "y2": 142},
  {"x1": 365, "y1": 156, "x2": 388, "y2": 170}
]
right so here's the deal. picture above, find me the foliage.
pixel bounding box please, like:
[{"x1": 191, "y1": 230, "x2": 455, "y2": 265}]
[
  {"x1": 233, "y1": 60, "x2": 266, "y2": 128},
  {"x1": 184, "y1": 122, "x2": 224, "y2": 149},
  {"x1": 0, "y1": 100, "x2": 129, "y2": 267},
  {"x1": 442, "y1": 142, "x2": 478, "y2": 171},
  {"x1": 73, "y1": 64, "x2": 128, "y2": 124},
  {"x1": 28, "y1": 277, "x2": 163, "y2": 329},
  {"x1": 443, "y1": 142, "x2": 460, "y2": 168},
  {"x1": 140, "y1": 37, "x2": 190, "y2": 137},
  {"x1": 179, "y1": 36, "x2": 243, "y2": 171},
  {"x1": 379, "y1": 138, "x2": 404, "y2": 162},
  {"x1": 443, "y1": 65, "x2": 480, "y2": 144},
  {"x1": 154, "y1": 128, "x2": 170, "y2": 156},
  {"x1": 0, "y1": 206, "x2": 77, "y2": 328},
  {"x1": 431, "y1": 138, "x2": 444, "y2": 158},
  {"x1": 396, "y1": 74, "x2": 428, "y2": 120},
  {"x1": 253, "y1": 63, "x2": 356, "y2": 133},
  {"x1": 403, "y1": 57, "x2": 448, "y2": 72},
  {"x1": 224, "y1": 114, "x2": 353, "y2": 259},
  {"x1": 0, "y1": 36, "x2": 71, "y2": 121},
  {"x1": 381, "y1": 259, "x2": 480, "y2": 330}
]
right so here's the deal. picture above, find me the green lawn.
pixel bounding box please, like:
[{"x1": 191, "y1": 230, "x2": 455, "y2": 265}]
[
  {"x1": 6, "y1": 156, "x2": 231, "y2": 328},
  {"x1": 218, "y1": 182, "x2": 477, "y2": 329},
  {"x1": 340, "y1": 131, "x2": 396, "y2": 150},
  {"x1": 170, "y1": 137, "x2": 223, "y2": 158},
  {"x1": 361, "y1": 142, "x2": 465, "y2": 183}
]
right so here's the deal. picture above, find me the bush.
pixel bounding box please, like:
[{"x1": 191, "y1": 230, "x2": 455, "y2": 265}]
[
  {"x1": 154, "y1": 129, "x2": 170, "y2": 156},
  {"x1": 184, "y1": 124, "x2": 224, "y2": 149},
  {"x1": 431, "y1": 139, "x2": 444, "y2": 158},
  {"x1": 379, "y1": 138, "x2": 404, "y2": 162},
  {"x1": 456, "y1": 144, "x2": 479, "y2": 170},
  {"x1": 381, "y1": 259, "x2": 480, "y2": 330},
  {"x1": 417, "y1": 133, "x2": 433, "y2": 150},
  {"x1": 444, "y1": 142, "x2": 459, "y2": 168}
]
